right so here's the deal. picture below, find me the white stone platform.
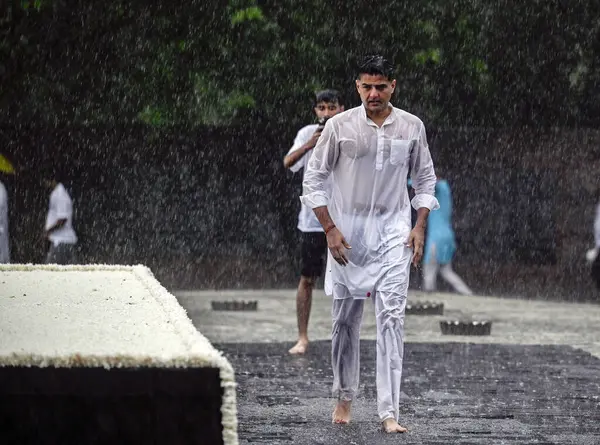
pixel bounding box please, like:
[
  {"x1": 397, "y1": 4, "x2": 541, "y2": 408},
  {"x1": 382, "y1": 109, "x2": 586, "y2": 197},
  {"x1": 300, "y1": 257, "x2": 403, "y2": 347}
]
[{"x1": 0, "y1": 264, "x2": 238, "y2": 445}]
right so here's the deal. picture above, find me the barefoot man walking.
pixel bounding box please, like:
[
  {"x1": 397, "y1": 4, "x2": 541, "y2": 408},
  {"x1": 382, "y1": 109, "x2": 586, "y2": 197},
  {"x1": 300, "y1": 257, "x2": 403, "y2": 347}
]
[{"x1": 300, "y1": 55, "x2": 439, "y2": 433}]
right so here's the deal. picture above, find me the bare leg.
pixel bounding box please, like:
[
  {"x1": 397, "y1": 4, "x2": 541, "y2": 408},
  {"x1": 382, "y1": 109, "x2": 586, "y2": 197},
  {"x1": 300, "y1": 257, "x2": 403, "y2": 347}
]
[
  {"x1": 440, "y1": 263, "x2": 473, "y2": 295},
  {"x1": 422, "y1": 261, "x2": 439, "y2": 292},
  {"x1": 423, "y1": 243, "x2": 438, "y2": 292},
  {"x1": 289, "y1": 275, "x2": 315, "y2": 354}
]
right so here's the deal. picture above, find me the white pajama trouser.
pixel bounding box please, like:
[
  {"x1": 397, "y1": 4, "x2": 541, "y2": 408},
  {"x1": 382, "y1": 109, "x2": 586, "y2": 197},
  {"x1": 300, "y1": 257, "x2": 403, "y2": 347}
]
[
  {"x1": 330, "y1": 246, "x2": 410, "y2": 422},
  {"x1": 422, "y1": 261, "x2": 473, "y2": 296}
]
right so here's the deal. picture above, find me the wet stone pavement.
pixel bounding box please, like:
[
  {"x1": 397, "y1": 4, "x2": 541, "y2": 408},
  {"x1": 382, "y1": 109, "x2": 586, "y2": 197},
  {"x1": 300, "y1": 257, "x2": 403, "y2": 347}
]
[
  {"x1": 216, "y1": 341, "x2": 600, "y2": 445},
  {"x1": 175, "y1": 290, "x2": 600, "y2": 444}
]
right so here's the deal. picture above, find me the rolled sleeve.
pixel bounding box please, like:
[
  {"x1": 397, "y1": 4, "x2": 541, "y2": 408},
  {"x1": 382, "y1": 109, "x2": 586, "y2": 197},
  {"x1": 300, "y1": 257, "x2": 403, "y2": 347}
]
[
  {"x1": 300, "y1": 190, "x2": 329, "y2": 209},
  {"x1": 410, "y1": 123, "x2": 439, "y2": 211},
  {"x1": 411, "y1": 193, "x2": 440, "y2": 211},
  {"x1": 300, "y1": 119, "x2": 338, "y2": 208}
]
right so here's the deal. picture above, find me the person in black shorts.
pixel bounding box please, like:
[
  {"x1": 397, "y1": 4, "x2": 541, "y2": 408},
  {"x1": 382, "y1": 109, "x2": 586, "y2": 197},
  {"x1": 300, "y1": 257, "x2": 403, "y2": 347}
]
[
  {"x1": 283, "y1": 89, "x2": 344, "y2": 354},
  {"x1": 301, "y1": 232, "x2": 328, "y2": 278}
]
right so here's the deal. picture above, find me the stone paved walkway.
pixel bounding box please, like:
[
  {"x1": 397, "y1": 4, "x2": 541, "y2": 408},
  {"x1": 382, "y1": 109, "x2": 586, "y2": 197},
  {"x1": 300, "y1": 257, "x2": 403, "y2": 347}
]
[
  {"x1": 174, "y1": 290, "x2": 600, "y2": 444},
  {"x1": 217, "y1": 341, "x2": 600, "y2": 445}
]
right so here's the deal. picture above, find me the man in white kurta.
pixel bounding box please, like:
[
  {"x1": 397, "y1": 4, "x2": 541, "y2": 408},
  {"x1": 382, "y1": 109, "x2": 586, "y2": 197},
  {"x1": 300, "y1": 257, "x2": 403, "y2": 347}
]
[
  {"x1": 301, "y1": 55, "x2": 439, "y2": 433},
  {"x1": 0, "y1": 180, "x2": 10, "y2": 263}
]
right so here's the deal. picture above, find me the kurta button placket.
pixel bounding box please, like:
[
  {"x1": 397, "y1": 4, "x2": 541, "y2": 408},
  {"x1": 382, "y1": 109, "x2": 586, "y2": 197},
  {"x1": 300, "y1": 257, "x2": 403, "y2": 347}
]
[{"x1": 376, "y1": 128, "x2": 384, "y2": 171}]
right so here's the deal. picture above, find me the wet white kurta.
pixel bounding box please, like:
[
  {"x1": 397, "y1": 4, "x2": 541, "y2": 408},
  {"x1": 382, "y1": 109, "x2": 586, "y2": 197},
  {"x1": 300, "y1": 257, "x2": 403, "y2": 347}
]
[{"x1": 301, "y1": 105, "x2": 439, "y2": 298}]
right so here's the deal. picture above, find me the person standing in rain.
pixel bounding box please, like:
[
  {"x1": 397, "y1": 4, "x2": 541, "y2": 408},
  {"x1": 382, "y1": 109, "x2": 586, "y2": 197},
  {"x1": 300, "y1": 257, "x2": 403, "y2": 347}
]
[
  {"x1": 301, "y1": 55, "x2": 439, "y2": 433},
  {"x1": 0, "y1": 179, "x2": 10, "y2": 263},
  {"x1": 44, "y1": 173, "x2": 78, "y2": 264},
  {"x1": 586, "y1": 190, "x2": 600, "y2": 289},
  {"x1": 0, "y1": 154, "x2": 15, "y2": 263},
  {"x1": 420, "y1": 175, "x2": 473, "y2": 295},
  {"x1": 284, "y1": 89, "x2": 345, "y2": 355}
]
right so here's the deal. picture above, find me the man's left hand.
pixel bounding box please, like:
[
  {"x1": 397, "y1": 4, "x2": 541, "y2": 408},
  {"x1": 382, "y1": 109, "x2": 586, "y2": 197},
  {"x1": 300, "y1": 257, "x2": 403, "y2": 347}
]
[{"x1": 407, "y1": 226, "x2": 425, "y2": 267}]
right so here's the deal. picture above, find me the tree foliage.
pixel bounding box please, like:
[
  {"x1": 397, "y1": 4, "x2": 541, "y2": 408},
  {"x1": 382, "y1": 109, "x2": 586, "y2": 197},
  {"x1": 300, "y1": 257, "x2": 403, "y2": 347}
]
[{"x1": 1, "y1": 0, "x2": 600, "y2": 128}]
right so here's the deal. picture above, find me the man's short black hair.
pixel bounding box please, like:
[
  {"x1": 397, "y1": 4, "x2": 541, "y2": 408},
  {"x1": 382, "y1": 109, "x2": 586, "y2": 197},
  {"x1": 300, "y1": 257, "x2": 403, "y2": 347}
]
[
  {"x1": 357, "y1": 55, "x2": 394, "y2": 80},
  {"x1": 314, "y1": 89, "x2": 343, "y2": 106}
]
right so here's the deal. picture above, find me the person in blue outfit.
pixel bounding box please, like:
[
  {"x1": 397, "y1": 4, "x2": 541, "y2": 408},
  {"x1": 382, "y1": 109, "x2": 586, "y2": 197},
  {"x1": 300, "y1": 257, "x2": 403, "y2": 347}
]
[{"x1": 413, "y1": 175, "x2": 473, "y2": 295}]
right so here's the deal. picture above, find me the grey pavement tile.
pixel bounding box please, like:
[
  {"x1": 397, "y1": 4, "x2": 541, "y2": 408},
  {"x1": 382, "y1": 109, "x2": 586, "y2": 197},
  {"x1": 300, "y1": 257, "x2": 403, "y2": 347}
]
[{"x1": 216, "y1": 341, "x2": 600, "y2": 445}]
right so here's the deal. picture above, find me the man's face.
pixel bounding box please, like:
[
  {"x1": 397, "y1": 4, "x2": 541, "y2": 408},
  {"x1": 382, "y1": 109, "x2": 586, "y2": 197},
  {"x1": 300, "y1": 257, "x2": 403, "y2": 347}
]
[
  {"x1": 356, "y1": 74, "x2": 396, "y2": 113},
  {"x1": 314, "y1": 101, "x2": 344, "y2": 120}
]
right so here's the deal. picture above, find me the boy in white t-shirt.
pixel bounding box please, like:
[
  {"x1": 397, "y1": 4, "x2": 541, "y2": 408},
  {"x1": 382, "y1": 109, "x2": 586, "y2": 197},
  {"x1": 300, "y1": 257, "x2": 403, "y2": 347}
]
[
  {"x1": 283, "y1": 89, "x2": 344, "y2": 354},
  {"x1": 44, "y1": 177, "x2": 78, "y2": 264}
]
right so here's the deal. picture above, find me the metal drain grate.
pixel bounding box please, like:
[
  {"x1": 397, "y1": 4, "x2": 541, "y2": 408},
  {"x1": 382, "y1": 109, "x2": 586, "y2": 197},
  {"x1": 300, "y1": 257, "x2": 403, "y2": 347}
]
[
  {"x1": 440, "y1": 320, "x2": 492, "y2": 336},
  {"x1": 211, "y1": 300, "x2": 258, "y2": 311},
  {"x1": 406, "y1": 301, "x2": 444, "y2": 315}
]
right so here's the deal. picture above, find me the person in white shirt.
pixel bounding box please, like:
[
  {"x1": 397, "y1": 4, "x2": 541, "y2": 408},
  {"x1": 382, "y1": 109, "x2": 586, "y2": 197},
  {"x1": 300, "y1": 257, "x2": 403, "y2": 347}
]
[
  {"x1": 587, "y1": 191, "x2": 600, "y2": 289},
  {"x1": 0, "y1": 180, "x2": 10, "y2": 263},
  {"x1": 301, "y1": 55, "x2": 439, "y2": 433},
  {"x1": 44, "y1": 178, "x2": 78, "y2": 264},
  {"x1": 284, "y1": 89, "x2": 345, "y2": 355}
]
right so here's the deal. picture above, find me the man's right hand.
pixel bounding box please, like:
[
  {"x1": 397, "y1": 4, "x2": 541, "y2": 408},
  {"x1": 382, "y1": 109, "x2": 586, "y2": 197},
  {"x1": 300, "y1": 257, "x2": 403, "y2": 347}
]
[
  {"x1": 284, "y1": 128, "x2": 323, "y2": 169},
  {"x1": 305, "y1": 129, "x2": 323, "y2": 151},
  {"x1": 327, "y1": 227, "x2": 351, "y2": 266}
]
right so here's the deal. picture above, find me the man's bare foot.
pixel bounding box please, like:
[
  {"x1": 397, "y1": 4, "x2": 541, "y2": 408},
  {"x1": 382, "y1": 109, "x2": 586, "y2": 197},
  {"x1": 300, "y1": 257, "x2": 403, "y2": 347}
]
[
  {"x1": 288, "y1": 338, "x2": 309, "y2": 355},
  {"x1": 382, "y1": 418, "x2": 408, "y2": 433},
  {"x1": 332, "y1": 400, "x2": 352, "y2": 424}
]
